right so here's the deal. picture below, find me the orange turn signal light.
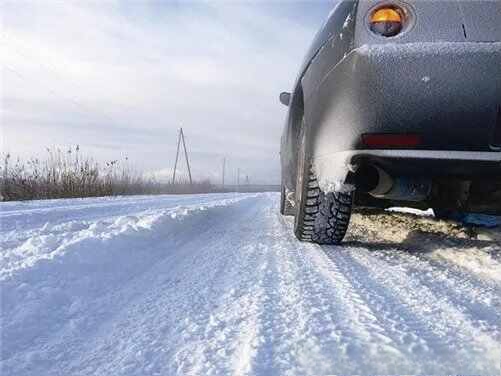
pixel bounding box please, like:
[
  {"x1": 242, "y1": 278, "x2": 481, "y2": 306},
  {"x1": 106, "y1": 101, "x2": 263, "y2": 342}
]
[
  {"x1": 370, "y1": 6, "x2": 404, "y2": 37},
  {"x1": 371, "y1": 8, "x2": 402, "y2": 23}
]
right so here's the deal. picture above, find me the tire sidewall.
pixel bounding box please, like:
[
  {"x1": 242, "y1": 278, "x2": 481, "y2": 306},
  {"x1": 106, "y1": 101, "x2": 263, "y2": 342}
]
[{"x1": 294, "y1": 119, "x2": 310, "y2": 235}]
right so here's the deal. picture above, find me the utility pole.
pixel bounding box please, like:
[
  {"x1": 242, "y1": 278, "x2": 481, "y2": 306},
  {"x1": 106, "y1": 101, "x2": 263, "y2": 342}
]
[
  {"x1": 180, "y1": 128, "x2": 192, "y2": 185},
  {"x1": 171, "y1": 127, "x2": 193, "y2": 185},
  {"x1": 222, "y1": 157, "x2": 226, "y2": 189},
  {"x1": 172, "y1": 129, "x2": 182, "y2": 185},
  {"x1": 237, "y1": 168, "x2": 240, "y2": 192}
]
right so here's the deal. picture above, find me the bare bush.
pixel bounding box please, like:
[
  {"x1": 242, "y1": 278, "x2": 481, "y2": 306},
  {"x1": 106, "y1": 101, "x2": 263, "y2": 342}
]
[{"x1": 0, "y1": 147, "x2": 215, "y2": 201}]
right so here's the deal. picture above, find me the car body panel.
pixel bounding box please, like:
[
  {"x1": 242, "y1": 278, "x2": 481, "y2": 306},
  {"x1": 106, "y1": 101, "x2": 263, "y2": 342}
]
[
  {"x1": 280, "y1": 0, "x2": 501, "y2": 214},
  {"x1": 280, "y1": 0, "x2": 357, "y2": 189},
  {"x1": 459, "y1": 1, "x2": 501, "y2": 42},
  {"x1": 307, "y1": 42, "x2": 501, "y2": 159}
]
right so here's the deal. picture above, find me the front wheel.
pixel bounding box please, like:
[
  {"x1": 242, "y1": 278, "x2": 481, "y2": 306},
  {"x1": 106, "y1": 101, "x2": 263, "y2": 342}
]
[{"x1": 294, "y1": 119, "x2": 353, "y2": 244}]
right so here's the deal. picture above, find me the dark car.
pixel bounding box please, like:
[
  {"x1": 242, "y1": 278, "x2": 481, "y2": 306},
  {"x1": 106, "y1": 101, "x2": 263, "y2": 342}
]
[{"x1": 279, "y1": 0, "x2": 501, "y2": 244}]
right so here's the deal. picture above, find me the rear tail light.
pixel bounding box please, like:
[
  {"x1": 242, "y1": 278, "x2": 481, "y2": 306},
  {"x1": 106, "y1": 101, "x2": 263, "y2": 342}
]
[
  {"x1": 369, "y1": 5, "x2": 405, "y2": 37},
  {"x1": 362, "y1": 133, "x2": 422, "y2": 148}
]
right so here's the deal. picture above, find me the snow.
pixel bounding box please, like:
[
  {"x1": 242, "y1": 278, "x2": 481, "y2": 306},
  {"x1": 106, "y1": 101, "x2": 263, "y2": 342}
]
[
  {"x1": 388, "y1": 207, "x2": 434, "y2": 216},
  {"x1": 1, "y1": 193, "x2": 500, "y2": 375},
  {"x1": 313, "y1": 151, "x2": 356, "y2": 194},
  {"x1": 342, "y1": 13, "x2": 352, "y2": 29},
  {"x1": 357, "y1": 41, "x2": 501, "y2": 57}
]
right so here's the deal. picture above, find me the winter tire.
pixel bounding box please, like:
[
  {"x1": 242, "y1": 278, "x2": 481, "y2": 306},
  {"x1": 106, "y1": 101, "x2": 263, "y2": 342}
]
[{"x1": 294, "y1": 118, "x2": 353, "y2": 244}]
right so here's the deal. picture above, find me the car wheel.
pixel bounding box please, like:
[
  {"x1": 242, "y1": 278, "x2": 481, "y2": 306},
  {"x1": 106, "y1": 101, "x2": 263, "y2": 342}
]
[
  {"x1": 294, "y1": 118, "x2": 353, "y2": 244},
  {"x1": 280, "y1": 181, "x2": 295, "y2": 216}
]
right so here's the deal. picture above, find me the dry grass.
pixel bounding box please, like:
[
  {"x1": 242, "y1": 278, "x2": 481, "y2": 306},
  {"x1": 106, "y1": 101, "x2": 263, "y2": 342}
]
[{"x1": 0, "y1": 146, "x2": 214, "y2": 201}]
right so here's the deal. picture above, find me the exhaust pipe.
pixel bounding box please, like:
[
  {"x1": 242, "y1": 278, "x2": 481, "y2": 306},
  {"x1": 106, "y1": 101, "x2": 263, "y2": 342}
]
[{"x1": 357, "y1": 165, "x2": 431, "y2": 202}]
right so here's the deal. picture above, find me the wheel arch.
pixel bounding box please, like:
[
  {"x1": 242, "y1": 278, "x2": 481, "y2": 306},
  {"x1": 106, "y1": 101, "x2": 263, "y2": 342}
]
[
  {"x1": 282, "y1": 83, "x2": 305, "y2": 192},
  {"x1": 290, "y1": 84, "x2": 305, "y2": 158}
]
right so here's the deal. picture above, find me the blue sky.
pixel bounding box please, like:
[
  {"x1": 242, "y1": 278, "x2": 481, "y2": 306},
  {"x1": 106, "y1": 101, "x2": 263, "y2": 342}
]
[{"x1": 1, "y1": 1, "x2": 333, "y2": 184}]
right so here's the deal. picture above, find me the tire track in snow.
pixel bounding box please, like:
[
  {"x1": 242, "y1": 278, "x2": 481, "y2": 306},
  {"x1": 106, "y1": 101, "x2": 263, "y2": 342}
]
[
  {"x1": 298, "y1": 249, "x2": 412, "y2": 374},
  {"x1": 320, "y1": 246, "x2": 464, "y2": 374},
  {"x1": 228, "y1": 204, "x2": 298, "y2": 376},
  {"x1": 369, "y1": 248, "x2": 501, "y2": 338},
  {"x1": 272, "y1": 217, "x2": 412, "y2": 375},
  {"x1": 174, "y1": 242, "x2": 268, "y2": 375},
  {"x1": 425, "y1": 245, "x2": 501, "y2": 286},
  {"x1": 176, "y1": 197, "x2": 301, "y2": 376},
  {"x1": 261, "y1": 216, "x2": 333, "y2": 375},
  {"x1": 348, "y1": 247, "x2": 500, "y2": 375}
]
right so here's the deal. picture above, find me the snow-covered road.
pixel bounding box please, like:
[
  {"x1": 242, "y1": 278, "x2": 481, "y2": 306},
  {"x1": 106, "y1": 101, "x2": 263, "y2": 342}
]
[{"x1": 1, "y1": 193, "x2": 500, "y2": 375}]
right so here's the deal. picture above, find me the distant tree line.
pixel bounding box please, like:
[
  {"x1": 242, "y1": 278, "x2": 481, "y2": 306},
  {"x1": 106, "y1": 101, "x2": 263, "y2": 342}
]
[{"x1": 0, "y1": 146, "x2": 214, "y2": 201}]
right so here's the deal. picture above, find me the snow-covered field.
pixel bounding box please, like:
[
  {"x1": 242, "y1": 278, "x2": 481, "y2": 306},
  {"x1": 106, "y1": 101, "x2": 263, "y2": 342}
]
[{"x1": 1, "y1": 193, "x2": 500, "y2": 375}]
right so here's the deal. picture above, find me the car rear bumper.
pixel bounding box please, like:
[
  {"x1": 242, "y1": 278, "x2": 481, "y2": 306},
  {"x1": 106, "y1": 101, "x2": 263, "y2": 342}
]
[
  {"x1": 306, "y1": 42, "x2": 501, "y2": 158},
  {"x1": 347, "y1": 149, "x2": 501, "y2": 177},
  {"x1": 314, "y1": 149, "x2": 501, "y2": 181},
  {"x1": 313, "y1": 149, "x2": 501, "y2": 214}
]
